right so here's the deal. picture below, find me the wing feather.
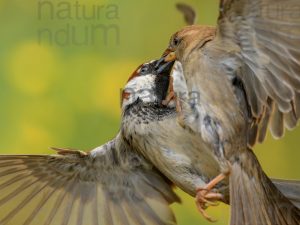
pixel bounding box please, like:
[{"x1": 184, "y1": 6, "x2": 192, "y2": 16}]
[
  {"x1": 284, "y1": 111, "x2": 298, "y2": 130},
  {"x1": 176, "y1": 3, "x2": 197, "y2": 25},
  {"x1": 61, "y1": 182, "x2": 77, "y2": 225},
  {"x1": 270, "y1": 105, "x2": 285, "y2": 139},
  {"x1": 218, "y1": 0, "x2": 300, "y2": 145},
  {"x1": 0, "y1": 136, "x2": 179, "y2": 225},
  {"x1": 92, "y1": 185, "x2": 99, "y2": 225},
  {"x1": 44, "y1": 183, "x2": 71, "y2": 225},
  {"x1": 103, "y1": 190, "x2": 114, "y2": 225},
  {"x1": 124, "y1": 198, "x2": 147, "y2": 225},
  {"x1": 257, "y1": 99, "x2": 273, "y2": 143},
  {"x1": 23, "y1": 182, "x2": 59, "y2": 225}
]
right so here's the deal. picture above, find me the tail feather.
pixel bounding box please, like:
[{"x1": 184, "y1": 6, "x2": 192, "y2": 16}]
[
  {"x1": 272, "y1": 179, "x2": 300, "y2": 209},
  {"x1": 230, "y1": 149, "x2": 300, "y2": 225}
]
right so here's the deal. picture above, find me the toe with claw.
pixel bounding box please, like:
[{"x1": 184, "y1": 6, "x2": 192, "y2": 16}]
[
  {"x1": 195, "y1": 173, "x2": 228, "y2": 222},
  {"x1": 195, "y1": 188, "x2": 224, "y2": 222}
]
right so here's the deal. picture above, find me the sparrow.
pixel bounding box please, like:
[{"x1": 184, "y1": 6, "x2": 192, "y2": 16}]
[
  {"x1": 0, "y1": 58, "x2": 299, "y2": 225},
  {"x1": 0, "y1": 60, "x2": 181, "y2": 225},
  {"x1": 122, "y1": 60, "x2": 300, "y2": 223},
  {"x1": 158, "y1": 0, "x2": 300, "y2": 224}
]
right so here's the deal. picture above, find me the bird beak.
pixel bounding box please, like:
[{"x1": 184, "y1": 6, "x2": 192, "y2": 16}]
[
  {"x1": 163, "y1": 48, "x2": 177, "y2": 62},
  {"x1": 155, "y1": 48, "x2": 176, "y2": 74},
  {"x1": 155, "y1": 55, "x2": 175, "y2": 75},
  {"x1": 156, "y1": 61, "x2": 174, "y2": 75},
  {"x1": 164, "y1": 52, "x2": 176, "y2": 62}
]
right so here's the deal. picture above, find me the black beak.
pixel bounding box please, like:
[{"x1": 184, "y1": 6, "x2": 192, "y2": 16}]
[
  {"x1": 155, "y1": 59, "x2": 174, "y2": 75},
  {"x1": 154, "y1": 56, "x2": 165, "y2": 69}
]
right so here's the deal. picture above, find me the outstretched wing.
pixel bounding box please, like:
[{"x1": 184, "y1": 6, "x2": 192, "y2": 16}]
[
  {"x1": 0, "y1": 135, "x2": 180, "y2": 225},
  {"x1": 217, "y1": 0, "x2": 300, "y2": 145},
  {"x1": 176, "y1": 3, "x2": 197, "y2": 25}
]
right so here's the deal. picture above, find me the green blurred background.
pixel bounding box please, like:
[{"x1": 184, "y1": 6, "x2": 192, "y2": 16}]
[{"x1": 0, "y1": 0, "x2": 299, "y2": 224}]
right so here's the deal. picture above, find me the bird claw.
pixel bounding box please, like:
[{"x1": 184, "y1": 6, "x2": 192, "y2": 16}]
[
  {"x1": 195, "y1": 187, "x2": 224, "y2": 222},
  {"x1": 196, "y1": 200, "x2": 217, "y2": 223}
]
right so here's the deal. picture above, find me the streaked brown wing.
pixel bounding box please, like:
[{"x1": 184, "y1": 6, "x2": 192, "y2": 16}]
[
  {"x1": 0, "y1": 137, "x2": 180, "y2": 225},
  {"x1": 217, "y1": 0, "x2": 300, "y2": 145},
  {"x1": 176, "y1": 3, "x2": 197, "y2": 25}
]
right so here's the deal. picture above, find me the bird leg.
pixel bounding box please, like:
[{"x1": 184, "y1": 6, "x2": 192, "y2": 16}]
[{"x1": 195, "y1": 173, "x2": 227, "y2": 222}]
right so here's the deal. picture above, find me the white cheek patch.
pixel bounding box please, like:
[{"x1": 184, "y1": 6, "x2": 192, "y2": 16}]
[{"x1": 122, "y1": 75, "x2": 157, "y2": 108}]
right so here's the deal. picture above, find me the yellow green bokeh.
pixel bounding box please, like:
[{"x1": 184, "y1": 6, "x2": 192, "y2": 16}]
[{"x1": 0, "y1": 0, "x2": 299, "y2": 225}]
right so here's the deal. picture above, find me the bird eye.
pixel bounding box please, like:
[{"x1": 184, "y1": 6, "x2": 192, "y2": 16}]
[
  {"x1": 140, "y1": 66, "x2": 148, "y2": 75},
  {"x1": 173, "y1": 37, "x2": 180, "y2": 46}
]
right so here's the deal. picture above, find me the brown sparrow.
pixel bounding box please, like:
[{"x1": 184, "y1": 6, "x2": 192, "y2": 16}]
[
  {"x1": 122, "y1": 60, "x2": 300, "y2": 224},
  {"x1": 158, "y1": 0, "x2": 300, "y2": 224},
  {"x1": 0, "y1": 58, "x2": 299, "y2": 225},
  {"x1": 0, "y1": 60, "x2": 181, "y2": 225}
]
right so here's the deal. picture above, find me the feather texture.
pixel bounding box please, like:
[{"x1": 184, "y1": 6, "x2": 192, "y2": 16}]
[
  {"x1": 176, "y1": 3, "x2": 197, "y2": 25},
  {"x1": 218, "y1": 0, "x2": 300, "y2": 145},
  {"x1": 0, "y1": 135, "x2": 180, "y2": 225},
  {"x1": 230, "y1": 150, "x2": 300, "y2": 225},
  {"x1": 272, "y1": 179, "x2": 300, "y2": 210}
]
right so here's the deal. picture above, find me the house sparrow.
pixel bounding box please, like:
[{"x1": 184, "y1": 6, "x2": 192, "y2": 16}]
[
  {"x1": 159, "y1": 0, "x2": 300, "y2": 224},
  {"x1": 0, "y1": 57, "x2": 299, "y2": 225},
  {"x1": 122, "y1": 60, "x2": 300, "y2": 223},
  {"x1": 0, "y1": 60, "x2": 181, "y2": 225}
]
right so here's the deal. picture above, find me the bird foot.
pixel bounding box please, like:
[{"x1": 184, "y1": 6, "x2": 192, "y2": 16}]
[
  {"x1": 195, "y1": 188, "x2": 223, "y2": 222},
  {"x1": 195, "y1": 173, "x2": 228, "y2": 222}
]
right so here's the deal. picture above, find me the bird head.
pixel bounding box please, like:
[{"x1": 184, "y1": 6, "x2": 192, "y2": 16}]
[
  {"x1": 163, "y1": 25, "x2": 216, "y2": 63},
  {"x1": 121, "y1": 59, "x2": 174, "y2": 109}
]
